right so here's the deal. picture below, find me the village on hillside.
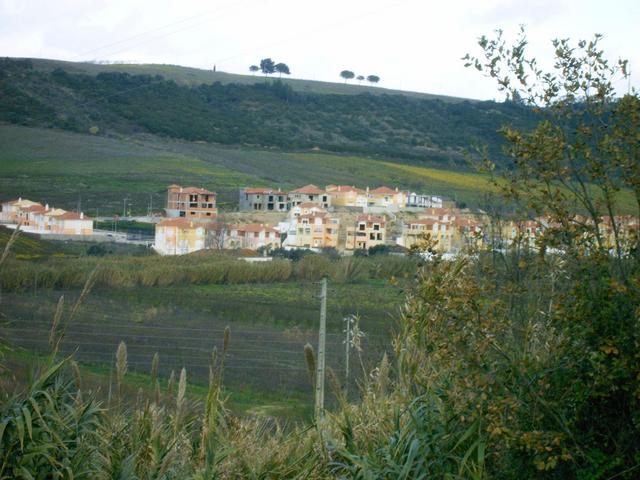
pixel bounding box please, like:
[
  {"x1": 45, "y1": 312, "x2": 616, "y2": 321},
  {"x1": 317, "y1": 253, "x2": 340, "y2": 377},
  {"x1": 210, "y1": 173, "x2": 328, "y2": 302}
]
[{"x1": 3, "y1": 183, "x2": 637, "y2": 257}]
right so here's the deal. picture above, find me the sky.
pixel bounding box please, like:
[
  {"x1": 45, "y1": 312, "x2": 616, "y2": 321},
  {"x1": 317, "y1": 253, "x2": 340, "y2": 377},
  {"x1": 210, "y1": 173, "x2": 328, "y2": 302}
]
[{"x1": 1, "y1": 0, "x2": 638, "y2": 100}]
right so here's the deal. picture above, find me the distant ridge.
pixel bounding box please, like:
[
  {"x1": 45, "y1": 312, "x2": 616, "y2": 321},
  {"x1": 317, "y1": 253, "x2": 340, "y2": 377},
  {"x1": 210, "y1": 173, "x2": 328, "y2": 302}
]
[
  {"x1": 22, "y1": 57, "x2": 471, "y2": 103},
  {"x1": 0, "y1": 56, "x2": 535, "y2": 166}
]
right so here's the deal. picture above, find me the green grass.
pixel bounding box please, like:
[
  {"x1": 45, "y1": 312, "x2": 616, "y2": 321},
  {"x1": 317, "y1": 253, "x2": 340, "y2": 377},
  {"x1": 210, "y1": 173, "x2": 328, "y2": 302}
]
[
  {"x1": 27, "y1": 57, "x2": 470, "y2": 103},
  {"x1": 2, "y1": 347, "x2": 313, "y2": 420},
  {"x1": 0, "y1": 226, "x2": 151, "y2": 259},
  {"x1": 0, "y1": 124, "x2": 492, "y2": 213},
  {"x1": 5, "y1": 123, "x2": 633, "y2": 215}
]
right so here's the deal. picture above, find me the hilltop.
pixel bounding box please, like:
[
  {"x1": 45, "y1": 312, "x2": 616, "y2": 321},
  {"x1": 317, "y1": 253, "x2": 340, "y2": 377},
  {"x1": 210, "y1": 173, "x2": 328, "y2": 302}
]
[
  {"x1": 25, "y1": 57, "x2": 469, "y2": 102},
  {"x1": 0, "y1": 57, "x2": 537, "y2": 167}
]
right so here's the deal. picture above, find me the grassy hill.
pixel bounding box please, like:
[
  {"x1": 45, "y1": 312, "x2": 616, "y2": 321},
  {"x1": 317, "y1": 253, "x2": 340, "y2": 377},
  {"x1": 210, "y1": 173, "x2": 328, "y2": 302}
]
[
  {"x1": 0, "y1": 57, "x2": 537, "y2": 167},
  {"x1": 25, "y1": 57, "x2": 469, "y2": 102},
  {"x1": 0, "y1": 124, "x2": 498, "y2": 214}
]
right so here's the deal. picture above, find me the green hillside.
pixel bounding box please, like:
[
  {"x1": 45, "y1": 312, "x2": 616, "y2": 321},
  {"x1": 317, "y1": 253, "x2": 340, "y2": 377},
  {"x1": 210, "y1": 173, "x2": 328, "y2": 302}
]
[
  {"x1": 25, "y1": 57, "x2": 469, "y2": 101},
  {"x1": 0, "y1": 57, "x2": 537, "y2": 166},
  {"x1": 0, "y1": 124, "x2": 497, "y2": 214}
]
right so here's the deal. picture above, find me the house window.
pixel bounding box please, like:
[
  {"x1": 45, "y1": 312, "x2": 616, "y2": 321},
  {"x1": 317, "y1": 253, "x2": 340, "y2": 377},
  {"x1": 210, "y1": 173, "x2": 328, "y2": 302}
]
[
  {"x1": 373, "y1": 224, "x2": 380, "y2": 231},
  {"x1": 267, "y1": 203, "x2": 274, "y2": 210},
  {"x1": 369, "y1": 233, "x2": 375, "y2": 240},
  {"x1": 322, "y1": 195, "x2": 327, "y2": 202},
  {"x1": 268, "y1": 196, "x2": 274, "y2": 202},
  {"x1": 377, "y1": 233, "x2": 382, "y2": 240},
  {"x1": 190, "y1": 211, "x2": 196, "y2": 215},
  {"x1": 179, "y1": 211, "x2": 186, "y2": 217},
  {"x1": 358, "y1": 223, "x2": 365, "y2": 231},
  {"x1": 206, "y1": 212, "x2": 211, "y2": 216},
  {"x1": 309, "y1": 195, "x2": 315, "y2": 201}
]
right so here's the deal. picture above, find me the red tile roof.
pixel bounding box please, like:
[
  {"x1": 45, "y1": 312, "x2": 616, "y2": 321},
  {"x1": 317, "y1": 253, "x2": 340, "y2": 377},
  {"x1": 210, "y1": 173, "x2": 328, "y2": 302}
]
[
  {"x1": 57, "y1": 212, "x2": 91, "y2": 221},
  {"x1": 369, "y1": 186, "x2": 398, "y2": 195},
  {"x1": 289, "y1": 184, "x2": 325, "y2": 195},
  {"x1": 244, "y1": 187, "x2": 284, "y2": 194},
  {"x1": 422, "y1": 207, "x2": 456, "y2": 217},
  {"x1": 357, "y1": 214, "x2": 386, "y2": 224},
  {"x1": 22, "y1": 204, "x2": 46, "y2": 213},
  {"x1": 327, "y1": 185, "x2": 365, "y2": 193},
  {"x1": 407, "y1": 219, "x2": 437, "y2": 226},
  {"x1": 181, "y1": 187, "x2": 216, "y2": 195},
  {"x1": 233, "y1": 223, "x2": 279, "y2": 234},
  {"x1": 168, "y1": 185, "x2": 216, "y2": 195}
]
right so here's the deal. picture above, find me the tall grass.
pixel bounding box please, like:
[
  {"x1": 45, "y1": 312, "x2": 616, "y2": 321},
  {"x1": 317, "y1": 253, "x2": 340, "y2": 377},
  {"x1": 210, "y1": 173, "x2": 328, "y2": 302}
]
[{"x1": 0, "y1": 252, "x2": 417, "y2": 292}]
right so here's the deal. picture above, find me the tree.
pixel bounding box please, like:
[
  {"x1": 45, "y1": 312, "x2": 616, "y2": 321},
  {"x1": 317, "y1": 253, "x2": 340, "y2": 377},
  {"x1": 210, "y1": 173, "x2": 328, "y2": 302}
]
[
  {"x1": 274, "y1": 62, "x2": 290, "y2": 78},
  {"x1": 249, "y1": 65, "x2": 259, "y2": 75},
  {"x1": 366, "y1": 75, "x2": 380, "y2": 85},
  {"x1": 206, "y1": 215, "x2": 231, "y2": 250},
  {"x1": 356, "y1": 75, "x2": 364, "y2": 84},
  {"x1": 259, "y1": 58, "x2": 276, "y2": 76},
  {"x1": 340, "y1": 70, "x2": 355, "y2": 83},
  {"x1": 451, "y1": 28, "x2": 640, "y2": 476}
]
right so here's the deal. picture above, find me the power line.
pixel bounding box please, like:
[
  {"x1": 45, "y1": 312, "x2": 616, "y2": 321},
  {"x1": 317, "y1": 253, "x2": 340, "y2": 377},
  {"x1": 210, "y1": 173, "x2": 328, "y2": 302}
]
[
  {"x1": 213, "y1": 0, "x2": 409, "y2": 67},
  {"x1": 5, "y1": 318, "x2": 391, "y2": 338},
  {"x1": 6, "y1": 331, "x2": 323, "y2": 354},
  {"x1": 76, "y1": 0, "x2": 248, "y2": 60},
  {"x1": 5, "y1": 323, "x2": 388, "y2": 343},
  {"x1": 12, "y1": 339, "x2": 310, "y2": 368}
]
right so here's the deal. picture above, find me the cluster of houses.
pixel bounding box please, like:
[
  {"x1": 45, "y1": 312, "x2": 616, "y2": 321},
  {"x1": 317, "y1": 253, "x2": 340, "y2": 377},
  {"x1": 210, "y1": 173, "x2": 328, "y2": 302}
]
[
  {"x1": 154, "y1": 184, "x2": 639, "y2": 256},
  {"x1": 4, "y1": 185, "x2": 634, "y2": 257},
  {"x1": 0, "y1": 198, "x2": 93, "y2": 235},
  {"x1": 239, "y1": 184, "x2": 443, "y2": 212},
  {"x1": 154, "y1": 184, "x2": 454, "y2": 255}
]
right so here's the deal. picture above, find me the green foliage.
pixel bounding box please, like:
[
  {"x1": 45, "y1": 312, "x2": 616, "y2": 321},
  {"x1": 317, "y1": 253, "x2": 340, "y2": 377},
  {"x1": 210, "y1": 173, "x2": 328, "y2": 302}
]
[
  {"x1": 274, "y1": 62, "x2": 290, "y2": 76},
  {"x1": 0, "y1": 58, "x2": 537, "y2": 165},
  {"x1": 0, "y1": 248, "x2": 418, "y2": 292},
  {"x1": 340, "y1": 70, "x2": 355, "y2": 82},
  {"x1": 259, "y1": 58, "x2": 276, "y2": 76},
  {"x1": 0, "y1": 359, "x2": 103, "y2": 479}
]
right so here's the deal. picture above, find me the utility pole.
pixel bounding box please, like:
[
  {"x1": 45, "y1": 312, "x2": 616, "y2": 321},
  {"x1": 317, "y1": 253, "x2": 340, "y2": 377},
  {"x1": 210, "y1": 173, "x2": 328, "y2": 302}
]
[
  {"x1": 315, "y1": 277, "x2": 327, "y2": 420},
  {"x1": 123, "y1": 198, "x2": 128, "y2": 218},
  {"x1": 344, "y1": 315, "x2": 351, "y2": 398}
]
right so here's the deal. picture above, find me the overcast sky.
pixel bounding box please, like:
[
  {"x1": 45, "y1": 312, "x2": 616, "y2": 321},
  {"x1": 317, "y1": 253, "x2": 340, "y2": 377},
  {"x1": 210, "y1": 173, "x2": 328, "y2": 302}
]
[{"x1": 1, "y1": 0, "x2": 638, "y2": 100}]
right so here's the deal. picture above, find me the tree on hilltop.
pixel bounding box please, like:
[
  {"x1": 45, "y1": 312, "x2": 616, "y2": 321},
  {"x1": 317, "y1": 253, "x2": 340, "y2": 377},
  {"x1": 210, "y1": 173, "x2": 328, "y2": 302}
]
[
  {"x1": 367, "y1": 75, "x2": 380, "y2": 85},
  {"x1": 340, "y1": 70, "x2": 355, "y2": 83},
  {"x1": 356, "y1": 75, "x2": 365, "y2": 84},
  {"x1": 275, "y1": 63, "x2": 291, "y2": 78},
  {"x1": 249, "y1": 65, "x2": 259, "y2": 75},
  {"x1": 260, "y1": 58, "x2": 276, "y2": 76}
]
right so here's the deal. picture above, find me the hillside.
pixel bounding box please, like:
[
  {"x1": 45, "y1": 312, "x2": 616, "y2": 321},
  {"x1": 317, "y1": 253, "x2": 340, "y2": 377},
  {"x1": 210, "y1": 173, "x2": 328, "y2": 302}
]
[
  {"x1": 26, "y1": 58, "x2": 469, "y2": 102},
  {"x1": 0, "y1": 124, "x2": 499, "y2": 214},
  {"x1": 0, "y1": 57, "x2": 537, "y2": 166}
]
